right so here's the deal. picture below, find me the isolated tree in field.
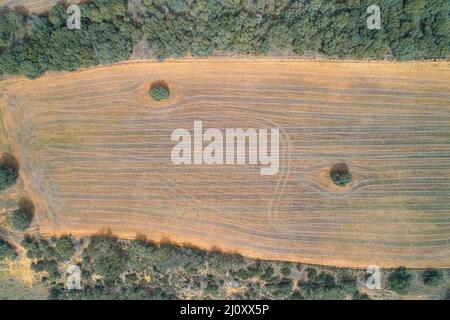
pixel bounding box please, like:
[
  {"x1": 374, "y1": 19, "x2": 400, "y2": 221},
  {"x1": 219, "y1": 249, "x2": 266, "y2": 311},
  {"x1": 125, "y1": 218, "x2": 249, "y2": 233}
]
[
  {"x1": 0, "y1": 164, "x2": 18, "y2": 191},
  {"x1": 421, "y1": 268, "x2": 444, "y2": 287},
  {"x1": 388, "y1": 267, "x2": 412, "y2": 294},
  {"x1": 0, "y1": 238, "x2": 17, "y2": 260},
  {"x1": 330, "y1": 163, "x2": 352, "y2": 186},
  {"x1": 149, "y1": 84, "x2": 170, "y2": 101},
  {"x1": 10, "y1": 208, "x2": 33, "y2": 231}
]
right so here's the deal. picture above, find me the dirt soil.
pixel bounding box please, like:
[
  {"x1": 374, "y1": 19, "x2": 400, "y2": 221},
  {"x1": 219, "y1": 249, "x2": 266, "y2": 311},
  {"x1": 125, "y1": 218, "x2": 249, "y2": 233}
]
[{"x1": 0, "y1": 0, "x2": 84, "y2": 14}]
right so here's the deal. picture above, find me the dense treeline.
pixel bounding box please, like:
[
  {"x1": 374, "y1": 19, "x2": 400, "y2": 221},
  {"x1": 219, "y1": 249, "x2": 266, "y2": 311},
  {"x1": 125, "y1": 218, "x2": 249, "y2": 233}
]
[
  {"x1": 0, "y1": 0, "x2": 449, "y2": 78},
  {"x1": 15, "y1": 235, "x2": 448, "y2": 300}
]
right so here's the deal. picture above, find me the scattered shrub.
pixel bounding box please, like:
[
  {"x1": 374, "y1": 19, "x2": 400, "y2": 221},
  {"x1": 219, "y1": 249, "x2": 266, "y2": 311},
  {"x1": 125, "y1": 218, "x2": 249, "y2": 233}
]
[
  {"x1": 0, "y1": 238, "x2": 16, "y2": 260},
  {"x1": 305, "y1": 267, "x2": 317, "y2": 281},
  {"x1": 330, "y1": 163, "x2": 353, "y2": 186},
  {"x1": 331, "y1": 171, "x2": 353, "y2": 186},
  {"x1": 55, "y1": 236, "x2": 76, "y2": 261},
  {"x1": 280, "y1": 266, "x2": 291, "y2": 277},
  {"x1": 421, "y1": 269, "x2": 444, "y2": 287},
  {"x1": 0, "y1": 164, "x2": 18, "y2": 191},
  {"x1": 149, "y1": 85, "x2": 170, "y2": 101},
  {"x1": 317, "y1": 272, "x2": 337, "y2": 290},
  {"x1": 260, "y1": 267, "x2": 275, "y2": 282},
  {"x1": 388, "y1": 267, "x2": 412, "y2": 294},
  {"x1": 10, "y1": 208, "x2": 33, "y2": 231},
  {"x1": 85, "y1": 237, "x2": 128, "y2": 281},
  {"x1": 339, "y1": 273, "x2": 357, "y2": 290}
]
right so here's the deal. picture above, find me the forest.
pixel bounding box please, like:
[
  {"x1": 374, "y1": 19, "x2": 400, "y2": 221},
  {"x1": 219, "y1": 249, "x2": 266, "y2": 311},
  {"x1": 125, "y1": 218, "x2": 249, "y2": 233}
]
[{"x1": 0, "y1": 0, "x2": 448, "y2": 79}]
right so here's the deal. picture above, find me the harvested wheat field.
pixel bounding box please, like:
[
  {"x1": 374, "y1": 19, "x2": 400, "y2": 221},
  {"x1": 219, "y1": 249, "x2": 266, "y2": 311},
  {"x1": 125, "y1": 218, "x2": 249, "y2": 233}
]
[
  {"x1": 0, "y1": 59, "x2": 449, "y2": 268},
  {"x1": 0, "y1": 0, "x2": 82, "y2": 13}
]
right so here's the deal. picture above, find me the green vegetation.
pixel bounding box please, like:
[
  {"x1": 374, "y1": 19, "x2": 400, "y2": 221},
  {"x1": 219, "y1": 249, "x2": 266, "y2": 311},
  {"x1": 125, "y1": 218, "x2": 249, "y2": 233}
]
[
  {"x1": 330, "y1": 171, "x2": 352, "y2": 186},
  {"x1": 9, "y1": 208, "x2": 33, "y2": 231},
  {"x1": 0, "y1": 238, "x2": 16, "y2": 260},
  {"x1": 10, "y1": 235, "x2": 448, "y2": 300},
  {"x1": 149, "y1": 85, "x2": 170, "y2": 101},
  {"x1": 421, "y1": 268, "x2": 444, "y2": 287},
  {"x1": 0, "y1": 12, "x2": 23, "y2": 48},
  {"x1": 0, "y1": 164, "x2": 18, "y2": 192},
  {"x1": 0, "y1": 0, "x2": 449, "y2": 79},
  {"x1": 54, "y1": 236, "x2": 76, "y2": 262},
  {"x1": 388, "y1": 267, "x2": 412, "y2": 294},
  {"x1": 20, "y1": 236, "x2": 77, "y2": 284},
  {"x1": 84, "y1": 237, "x2": 128, "y2": 282}
]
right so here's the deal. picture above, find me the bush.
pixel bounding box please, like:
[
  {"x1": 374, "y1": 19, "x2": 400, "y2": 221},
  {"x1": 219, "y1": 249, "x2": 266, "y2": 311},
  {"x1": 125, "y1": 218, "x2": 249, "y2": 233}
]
[
  {"x1": 10, "y1": 208, "x2": 33, "y2": 231},
  {"x1": 330, "y1": 171, "x2": 352, "y2": 186},
  {"x1": 149, "y1": 85, "x2": 170, "y2": 101},
  {"x1": 0, "y1": 13, "x2": 23, "y2": 47},
  {"x1": 0, "y1": 238, "x2": 16, "y2": 260},
  {"x1": 339, "y1": 273, "x2": 357, "y2": 290},
  {"x1": 280, "y1": 266, "x2": 291, "y2": 277},
  {"x1": 388, "y1": 267, "x2": 412, "y2": 294},
  {"x1": 421, "y1": 269, "x2": 444, "y2": 287},
  {"x1": 85, "y1": 237, "x2": 128, "y2": 281},
  {"x1": 55, "y1": 236, "x2": 76, "y2": 261},
  {"x1": 21, "y1": 236, "x2": 57, "y2": 260},
  {"x1": 0, "y1": 164, "x2": 18, "y2": 191},
  {"x1": 305, "y1": 267, "x2": 317, "y2": 281},
  {"x1": 260, "y1": 267, "x2": 275, "y2": 281},
  {"x1": 317, "y1": 272, "x2": 337, "y2": 290}
]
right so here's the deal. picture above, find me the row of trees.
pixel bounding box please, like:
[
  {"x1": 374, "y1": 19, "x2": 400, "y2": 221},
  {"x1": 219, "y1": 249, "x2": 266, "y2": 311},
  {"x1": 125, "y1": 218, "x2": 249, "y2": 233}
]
[{"x1": 0, "y1": 0, "x2": 448, "y2": 79}]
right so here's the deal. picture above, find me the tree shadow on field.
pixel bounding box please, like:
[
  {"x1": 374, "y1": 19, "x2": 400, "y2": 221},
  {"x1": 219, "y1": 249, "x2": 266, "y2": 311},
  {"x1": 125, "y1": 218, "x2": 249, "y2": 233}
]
[
  {"x1": 150, "y1": 80, "x2": 170, "y2": 91},
  {"x1": 330, "y1": 163, "x2": 350, "y2": 175},
  {"x1": 135, "y1": 233, "x2": 148, "y2": 242},
  {"x1": 18, "y1": 197, "x2": 35, "y2": 216},
  {"x1": 90, "y1": 228, "x2": 116, "y2": 239},
  {"x1": 0, "y1": 153, "x2": 20, "y2": 171}
]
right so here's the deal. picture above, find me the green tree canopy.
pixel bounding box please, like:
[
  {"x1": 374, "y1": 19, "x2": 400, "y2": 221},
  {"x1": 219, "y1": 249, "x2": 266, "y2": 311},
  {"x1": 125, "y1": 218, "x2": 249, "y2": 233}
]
[
  {"x1": 388, "y1": 267, "x2": 413, "y2": 294},
  {"x1": 0, "y1": 238, "x2": 17, "y2": 261},
  {"x1": 10, "y1": 208, "x2": 33, "y2": 231},
  {"x1": 0, "y1": 164, "x2": 18, "y2": 191},
  {"x1": 149, "y1": 85, "x2": 170, "y2": 101},
  {"x1": 1, "y1": 0, "x2": 449, "y2": 79},
  {"x1": 85, "y1": 237, "x2": 128, "y2": 282},
  {"x1": 330, "y1": 171, "x2": 352, "y2": 186},
  {"x1": 421, "y1": 268, "x2": 444, "y2": 287}
]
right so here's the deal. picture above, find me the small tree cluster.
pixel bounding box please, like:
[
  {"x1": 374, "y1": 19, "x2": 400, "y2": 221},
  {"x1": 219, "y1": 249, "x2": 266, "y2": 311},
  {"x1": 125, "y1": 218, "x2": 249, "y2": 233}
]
[
  {"x1": 421, "y1": 268, "x2": 444, "y2": 287},
  {"x1": 330, "y1": 171, "x2": 353, "y2": 186},
  {"x1": 149, "y1": 85, "x2": 170, "y2": 101},
  {"x1": 0, "y1": 164, "x2": 18, "y2": 192},
  {"x1": 10, "y1": 208, "x2": 33, "y2": 231},
  {"x1": 0, "y1": 238, "x2": 17, "y2": 261},
  {"x1": 388, "y1": 267, "x2": 412, "y2": 294}
]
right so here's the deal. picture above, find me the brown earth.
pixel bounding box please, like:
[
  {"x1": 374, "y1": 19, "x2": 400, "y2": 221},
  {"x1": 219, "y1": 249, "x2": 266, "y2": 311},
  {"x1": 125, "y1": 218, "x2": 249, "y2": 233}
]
[{"x1": 0, "y1": 58, "x2": 449, "y2": 268}]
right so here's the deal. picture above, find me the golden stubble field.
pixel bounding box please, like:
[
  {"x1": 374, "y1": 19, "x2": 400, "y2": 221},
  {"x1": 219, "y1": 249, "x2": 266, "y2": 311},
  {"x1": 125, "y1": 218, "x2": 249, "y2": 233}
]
[
  {"x1": 0, "y1": 58, "x2": 449, "y2": 268},
  {"x1": 0, "y1": 0, "x2": 83, "y2": 13}
]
